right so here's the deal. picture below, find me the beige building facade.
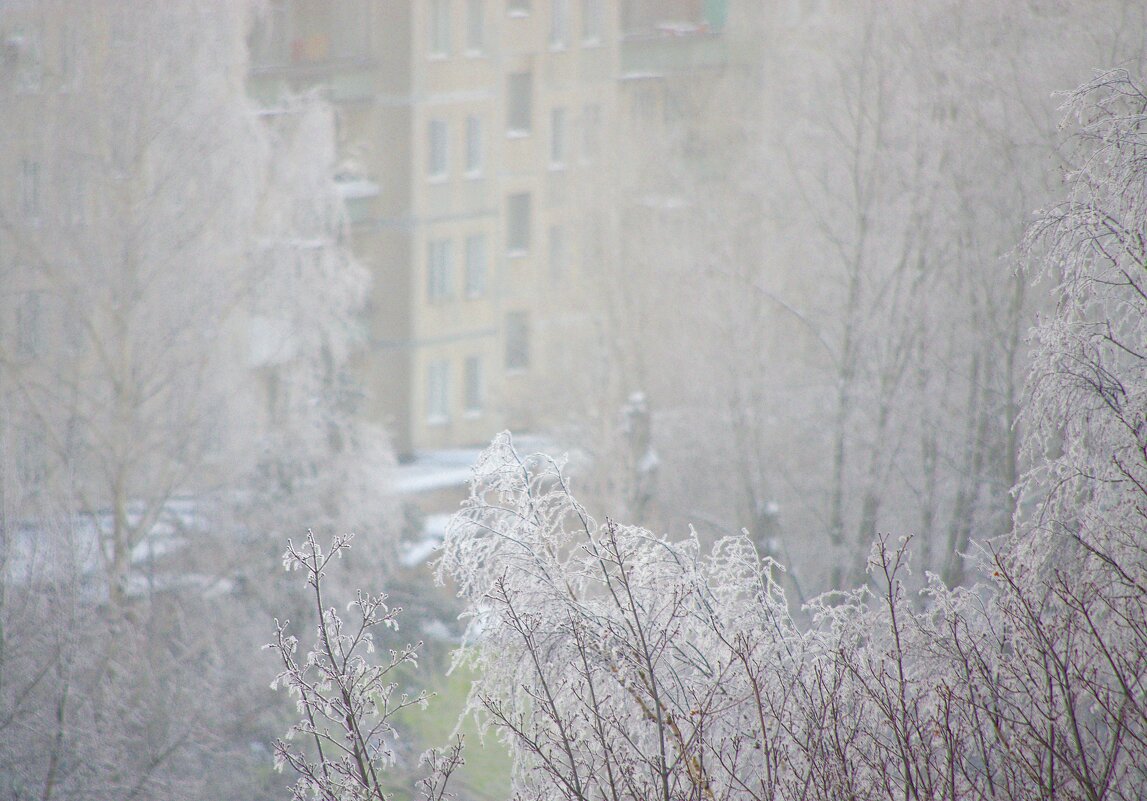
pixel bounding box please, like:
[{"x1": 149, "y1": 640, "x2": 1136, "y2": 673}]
[{"x1": 248, "y1": 0, "x2": 635, "y2": 458}]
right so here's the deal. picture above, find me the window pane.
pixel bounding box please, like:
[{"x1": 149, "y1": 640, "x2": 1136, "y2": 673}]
[
  {"x1": 464, "y1": 356, "x2": 483, "y2": 413},
  {"x1": 428, "y1": 119, "x2": 448, "y2": 177},
  {"x1": 465, "y1": 115, "x2": 482, "y2": 173},
  {"x1": 465, "y1": 234, "x2": 487, "y2": 296},
  {"x1": 427, "y1": 360, "x2": 450, "y2": 421},
  {"x1": 505, "y1": 312, "x2": 529, "y2": 370},
  {"x1": 507, "y1": 193, "x2": 531, "y2": 253},
  {"x1": 582, "y1": 0, "x2": 602, "y2": 40},
  {"x1": 507, "y1": 72, "x2": 532, "y2": 133},
  {"x1": 430, "y1": 0, "x2": 451, "y2": 54},
  {"x1": 467, "y1": 0, "x2": 484, "y2": 51},
  {"x1": 15, "y1": 28, "x2": 42, "y2": 93},
  {"x1": 550, "y1": 107, "x2": 566, "y2": 165},
  {"x1": 427, "y1": 239, "x2": 454, "y2": 301},
  {"x1": 550, "y1": 0, "x2": 569, "y2": 45},
  {"x1": 16, "y1": 291, "x2": 41, "y2": 360}
]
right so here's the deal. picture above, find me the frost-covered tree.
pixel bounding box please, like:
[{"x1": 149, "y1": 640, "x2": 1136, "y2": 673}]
[
  {"x1": 444, "y1": 101, "x2": 1147, "y2": 782},
  {"x1": 0, "y1": 0, "x2": 264, "y2": 604},
  {"x1": 268, "y1": 532, "x2": 463, "y2": 801},
  {"x1": 590, "y1": 1, "x2": 1147, "y2": 595},
  {"x1": 0, "y1": 2, "x2": 391, "y2": 798},
  {"x1": 0, "y1": 0, "x2": 392, "y2": 603}
]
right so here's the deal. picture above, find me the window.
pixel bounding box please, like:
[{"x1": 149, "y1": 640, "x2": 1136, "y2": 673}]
[
  {"x1": 507, "y1": 71, "x2": 532, "y2": 135},
  {"x1": 14, "y1": 29, "x2": 42, "y2": 92},
  {"x1": 506, "y1": 193, "x2": 531, "y2": 253},
  {"x1": 508, "y1": 0, "x2": 530, "y2": 15},
  {"x1": 464, "y1": 356, "x2": 483, "y2": 414},
  {"x1": 582, "y1": 0, "x2": 603, "y2": 41},
  {"x1": 429, "y1": 0, "x2": 451, "y2": 55},
  {"x1": 582, "y1": 103, "x2": 601, "y2": 161},
  {"x1": 550, "y1": 107, "x2": 566, "y2": 166},
  {"x1": 466, "y1": 0, "x2": 484, "y2": 51},
  {"x1": 18, "y1": 425, "x2": 46, "y2": 488},
  {"x1": 426, "y1": 360, "x2": 450, "y2": 423},
  {"x1": 427, "y1": 239, "x2": 453, "y2": 302},
  {"x1": 20, "y1": 160, "x2": 40, "y2": 221},
  {"x1": 16, "y1": 291, "x2": 41, "y2": 360},
  {"x1": 505, "y1": 312, "x2": 529, "y2": 370},
  {"x1": 59, "y1": 24, "x2": 80, "y2": 91},
  {"x1": 548, "y1": 224, "x2": 567, "y2": 281},
  {"x1": 465, "y1": 234, "x2": 487, "y2": 297},
  {"x1": 550, "y1": 0, "x2": 569, "y2": 46},
  {"x1": 428, "y1": 119, "x2": 448, "y2": 178},
  {"x1": 465, "y1": 115, "x2": 483, "y2": 175}
]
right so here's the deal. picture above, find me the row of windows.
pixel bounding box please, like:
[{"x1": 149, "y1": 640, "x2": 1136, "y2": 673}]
[
  {"x1": 424, "y1": 313, "x2": 529, "y2": 422},
  {"x1": 427, "y1": 100, "x2": 600, "y2": 178},
  {"x1": 428, "y1": 0, "x2": 605, "y2": 57},
  {"x1": 426, "y1": 214, "x2": 575, "y2": 304}
]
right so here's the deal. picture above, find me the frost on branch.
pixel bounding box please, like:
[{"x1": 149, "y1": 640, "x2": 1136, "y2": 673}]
[
  {"x1": 1021, "y1": 68, "x2": 1147, "y2": 579},
  {"x1": 439, "y1": 421, "x2": 1147, "y2": 799},
  {"x1": 268, "y1": 531, "x2": 461, "y2": 801}
]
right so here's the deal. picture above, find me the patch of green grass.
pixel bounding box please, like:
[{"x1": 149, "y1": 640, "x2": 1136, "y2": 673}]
[{"x1": 386, "y1": 654, "x2": 512, "y2": 801}]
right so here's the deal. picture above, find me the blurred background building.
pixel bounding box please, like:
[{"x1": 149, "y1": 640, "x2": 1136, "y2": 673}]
[{"x1": 246, "y1": 0, "x2": 728, "y2": 459}]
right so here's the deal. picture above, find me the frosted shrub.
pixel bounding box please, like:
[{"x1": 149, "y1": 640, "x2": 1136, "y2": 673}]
[
  {"x1": 436, "y1": 433, "x2": 797, "y2": 800},
  {"x1": 268, "y1": 531, "x2": 462, "y2": 801},
  {"x1": 438, "y1": 424, "x2": 1146, "y2": 801}
]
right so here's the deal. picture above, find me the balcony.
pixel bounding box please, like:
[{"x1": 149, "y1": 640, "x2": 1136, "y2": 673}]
[{"x1": 619, "y1": 25, "x2": 727, "y2": 78}]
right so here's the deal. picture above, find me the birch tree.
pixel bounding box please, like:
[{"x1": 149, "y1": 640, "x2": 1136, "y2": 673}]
[
  {"x1": 600, "y1": 1, "x2": 1146, "y2": 593},
  {"x1": 0, "y1": 2, "x2": 388, "y2": 798}
]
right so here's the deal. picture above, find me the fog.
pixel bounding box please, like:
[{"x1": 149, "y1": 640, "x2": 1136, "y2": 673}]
[{"x1": 2, "y1": 1, "x2": 1146, "y2": 799}]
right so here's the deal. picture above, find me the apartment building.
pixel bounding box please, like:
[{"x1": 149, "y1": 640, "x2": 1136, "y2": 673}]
[{"x1": 246, "y1": 1, "x2": 629, "y2": 458}]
